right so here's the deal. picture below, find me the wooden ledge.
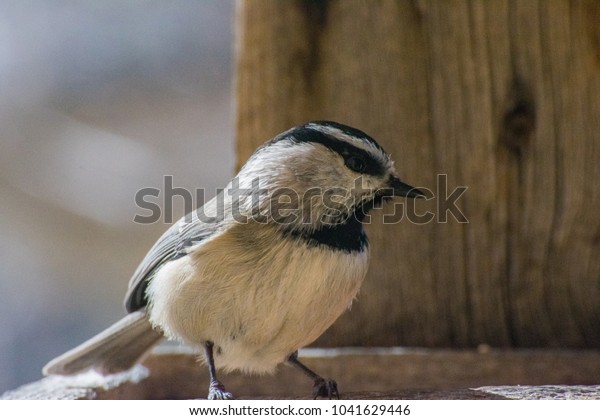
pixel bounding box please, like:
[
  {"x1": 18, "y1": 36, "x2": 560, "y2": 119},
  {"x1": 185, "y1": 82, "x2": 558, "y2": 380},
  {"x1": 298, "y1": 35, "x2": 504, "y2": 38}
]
[{"x1": 3, "y1": 347, "x2": 600, "y2": 400}]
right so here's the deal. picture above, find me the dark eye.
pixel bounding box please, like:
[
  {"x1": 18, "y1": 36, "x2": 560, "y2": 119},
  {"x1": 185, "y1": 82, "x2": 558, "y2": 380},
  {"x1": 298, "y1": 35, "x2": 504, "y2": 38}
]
[{"x1": 345, "y1": 156, "x2": 366, "y2": 173}]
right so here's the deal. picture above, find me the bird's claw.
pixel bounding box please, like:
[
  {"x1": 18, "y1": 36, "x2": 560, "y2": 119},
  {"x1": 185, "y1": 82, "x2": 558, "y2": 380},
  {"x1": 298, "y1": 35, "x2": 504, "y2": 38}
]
[
  {"x1": 313, "y1": 378, "x2": 339, "y2": 399},
  {"x1": 208, "y1": 380, "x2": 234, "y2": 400}
]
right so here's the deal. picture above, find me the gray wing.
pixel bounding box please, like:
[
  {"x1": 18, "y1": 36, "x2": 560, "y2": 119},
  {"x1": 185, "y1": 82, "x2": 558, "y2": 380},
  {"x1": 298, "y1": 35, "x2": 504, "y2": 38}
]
[{"x1": 124, "y1": 195, "x2": 224, "y2": 312}]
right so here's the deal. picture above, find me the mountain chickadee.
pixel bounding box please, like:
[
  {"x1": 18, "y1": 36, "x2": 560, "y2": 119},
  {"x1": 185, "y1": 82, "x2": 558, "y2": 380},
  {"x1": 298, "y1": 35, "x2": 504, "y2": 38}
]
[{"x1": 43, "y1": 121, "x2": 423, "y2": 399}]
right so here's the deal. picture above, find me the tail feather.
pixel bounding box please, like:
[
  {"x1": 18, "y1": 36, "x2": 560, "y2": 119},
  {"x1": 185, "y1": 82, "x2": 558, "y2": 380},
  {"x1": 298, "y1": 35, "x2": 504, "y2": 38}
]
[{"x1": 43, "y1": 310, "x2": 164, "y2": 376}]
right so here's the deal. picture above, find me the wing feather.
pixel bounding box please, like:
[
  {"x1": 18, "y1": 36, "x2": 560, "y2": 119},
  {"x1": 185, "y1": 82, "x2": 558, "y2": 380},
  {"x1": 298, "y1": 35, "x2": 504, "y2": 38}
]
[{"x1": 124, "y1": 194, "x2": 224, "y2": 312}]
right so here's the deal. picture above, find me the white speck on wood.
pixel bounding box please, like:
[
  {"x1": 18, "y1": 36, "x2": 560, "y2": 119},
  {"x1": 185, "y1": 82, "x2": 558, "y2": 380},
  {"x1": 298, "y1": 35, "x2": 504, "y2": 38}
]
[{"x1": 1, "y1": 365, "x2": 149, "y2": 400}]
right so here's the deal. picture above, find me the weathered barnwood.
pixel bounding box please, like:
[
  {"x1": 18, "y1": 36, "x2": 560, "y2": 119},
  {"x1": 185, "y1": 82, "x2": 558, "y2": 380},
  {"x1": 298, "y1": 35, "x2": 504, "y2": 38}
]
[
  {"x1": 4, "y1": 348, "x2": 600, "y2": 399},
  {"x1": 235, "y1": 0, "x2": 600, "y2": 347}
]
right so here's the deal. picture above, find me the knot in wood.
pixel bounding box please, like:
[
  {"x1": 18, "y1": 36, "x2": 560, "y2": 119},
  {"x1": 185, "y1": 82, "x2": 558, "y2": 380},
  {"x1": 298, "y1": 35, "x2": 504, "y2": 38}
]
[{"x1": 501, "y1": 81, "x2": 535, "y2": 153}]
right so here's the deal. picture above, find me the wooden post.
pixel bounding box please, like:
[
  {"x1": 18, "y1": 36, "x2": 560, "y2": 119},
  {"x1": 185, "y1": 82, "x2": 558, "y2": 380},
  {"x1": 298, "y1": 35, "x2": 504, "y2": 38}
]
[{"x1": 235, "y1": 0, "x2": 600, "y2": 347}]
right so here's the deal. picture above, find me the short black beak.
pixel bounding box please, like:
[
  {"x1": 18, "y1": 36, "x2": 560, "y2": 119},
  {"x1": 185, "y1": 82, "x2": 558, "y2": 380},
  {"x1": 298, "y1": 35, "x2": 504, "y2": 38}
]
[{"x1": 389, "y1": 176, "x2": 425, "y2": 198}]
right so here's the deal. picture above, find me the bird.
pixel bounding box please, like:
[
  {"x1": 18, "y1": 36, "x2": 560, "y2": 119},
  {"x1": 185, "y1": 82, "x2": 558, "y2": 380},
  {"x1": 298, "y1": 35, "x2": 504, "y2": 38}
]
[{"x1": 43, "y1": 120, "x2": 423, "y2": 399}]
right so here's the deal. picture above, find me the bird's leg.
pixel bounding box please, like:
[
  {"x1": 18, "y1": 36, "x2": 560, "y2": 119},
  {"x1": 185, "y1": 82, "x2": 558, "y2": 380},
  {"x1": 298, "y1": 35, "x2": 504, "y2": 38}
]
[
  {"x1": 204, "y1": 341, "x2": 233, "y2": 400},
  {"x1": 287, "y1": 351, "x2": 339, "y2": 399}
]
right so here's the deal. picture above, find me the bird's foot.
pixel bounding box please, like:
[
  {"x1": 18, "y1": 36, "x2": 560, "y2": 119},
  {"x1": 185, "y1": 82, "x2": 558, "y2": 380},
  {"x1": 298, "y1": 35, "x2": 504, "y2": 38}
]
[
  {"x1": 313, "y1": 377, "x2": 339, "y2": 399},
  {"x1": 208, "y1": 380, "x2": 234, "y2": 400}
]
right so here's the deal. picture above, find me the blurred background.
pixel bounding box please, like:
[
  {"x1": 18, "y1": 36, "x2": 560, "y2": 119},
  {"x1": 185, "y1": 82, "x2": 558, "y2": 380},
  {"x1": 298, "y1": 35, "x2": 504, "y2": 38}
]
[{"x1": 0, "y1": 1, "x2": 234, "y2": 394}]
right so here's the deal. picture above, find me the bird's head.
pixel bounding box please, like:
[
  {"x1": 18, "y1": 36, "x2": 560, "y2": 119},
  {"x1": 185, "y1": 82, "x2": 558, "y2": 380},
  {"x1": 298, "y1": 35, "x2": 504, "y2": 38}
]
[{"x1": 232, "y1": 121, "x2": 423, "y2": 234}]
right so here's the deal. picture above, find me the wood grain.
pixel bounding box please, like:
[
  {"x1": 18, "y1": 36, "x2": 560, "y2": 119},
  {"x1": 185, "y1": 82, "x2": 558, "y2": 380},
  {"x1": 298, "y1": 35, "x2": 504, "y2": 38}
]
[
  {"x1": 235, "y1": 0, "x2": 600, "y2": 347},
  {"x1": 5, "y1": 348, "x2": 600, "y2": 399}
]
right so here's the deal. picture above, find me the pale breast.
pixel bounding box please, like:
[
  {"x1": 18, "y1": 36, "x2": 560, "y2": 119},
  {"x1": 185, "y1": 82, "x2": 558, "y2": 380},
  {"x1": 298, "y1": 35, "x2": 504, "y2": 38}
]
[{"x1": 146, "y1": 223, "x2": 370, "y2": 373}]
